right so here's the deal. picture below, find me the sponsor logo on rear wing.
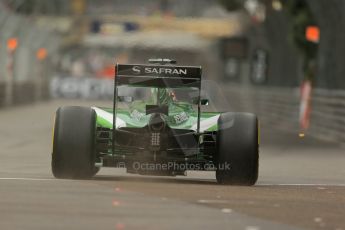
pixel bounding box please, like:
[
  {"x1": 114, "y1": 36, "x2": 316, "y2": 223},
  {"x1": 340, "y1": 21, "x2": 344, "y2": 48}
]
[{"x1": 116, "y1": 64, "x2": 202, "y2": 79}]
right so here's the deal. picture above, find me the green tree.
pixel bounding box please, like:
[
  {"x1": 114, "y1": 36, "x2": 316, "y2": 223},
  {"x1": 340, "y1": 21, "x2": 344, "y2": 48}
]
[
  {"x1": 284, "y1": 0, "x2": 318, "y2": 81},
  {"x1": 218, "y1": 0, "x2": 243, "y2": 11}
]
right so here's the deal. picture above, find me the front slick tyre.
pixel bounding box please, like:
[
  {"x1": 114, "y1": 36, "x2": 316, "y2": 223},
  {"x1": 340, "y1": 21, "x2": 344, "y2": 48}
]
[
  {"x1": 216, "y1": 112, "x2": 259, "y2": 186},
  {"x1": 52, "y1": 106, "x2": 98, "y2": 179}
]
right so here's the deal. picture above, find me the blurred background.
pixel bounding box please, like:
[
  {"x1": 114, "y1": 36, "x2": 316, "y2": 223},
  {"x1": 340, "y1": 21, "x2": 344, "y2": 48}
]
[
  {"x1": 0, "y1": 0, "x2": 344, "y2": 143},
  {"x1": 1, "y1": 1, "x2": 345, "y2": 229}
]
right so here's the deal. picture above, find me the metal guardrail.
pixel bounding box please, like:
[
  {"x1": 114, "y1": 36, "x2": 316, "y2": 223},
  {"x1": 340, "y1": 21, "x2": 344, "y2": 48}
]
[
  {"x1": 309, "y1": 90, "x2": 345, "y2": 143},
  {"x1": 0, "y1": 83, "x2": 5, "y2": 107},
  {"x1": 222, "y1": 85, "x2": 345, "y2": 144}
]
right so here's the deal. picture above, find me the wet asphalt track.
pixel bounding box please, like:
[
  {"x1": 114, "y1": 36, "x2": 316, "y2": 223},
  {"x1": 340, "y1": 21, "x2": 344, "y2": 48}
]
[{"x1": 0, "y1": 100, "x2": 344, "y2": 230}]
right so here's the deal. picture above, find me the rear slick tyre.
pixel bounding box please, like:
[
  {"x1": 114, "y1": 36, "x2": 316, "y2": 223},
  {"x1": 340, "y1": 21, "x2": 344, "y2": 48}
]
[
  {"x1": 216, "y1": 112, "x2": 259, "y2": 185},
  {"x1": 51, "y1": 106, "x2": 98, "y2": 179}
]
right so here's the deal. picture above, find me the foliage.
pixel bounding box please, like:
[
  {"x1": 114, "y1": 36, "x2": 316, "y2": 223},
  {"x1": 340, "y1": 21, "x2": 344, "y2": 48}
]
[
  {"x1": 284, "y1": 0, "x2": 317, "y2": 60},
  {"x1": 218, "y1": 0, "x2": 244, "y2": 11},
  {"x1": 284, "y1": 0, "x2": 318, "y2": 81}
]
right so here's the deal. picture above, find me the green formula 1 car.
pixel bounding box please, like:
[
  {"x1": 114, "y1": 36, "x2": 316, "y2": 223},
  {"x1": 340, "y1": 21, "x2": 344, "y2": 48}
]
[{"x1": 52, "y1": 59, "x2": 259, "y2": 185}]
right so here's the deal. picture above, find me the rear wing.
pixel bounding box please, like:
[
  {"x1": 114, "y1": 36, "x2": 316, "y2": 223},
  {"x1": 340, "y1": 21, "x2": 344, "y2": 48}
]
[
  {"x1": 115, "y1": 64, "x2": 202, "y2": 88},
  {"x1": 112, "y1": 62, "x2": 203, "y2": 140}
]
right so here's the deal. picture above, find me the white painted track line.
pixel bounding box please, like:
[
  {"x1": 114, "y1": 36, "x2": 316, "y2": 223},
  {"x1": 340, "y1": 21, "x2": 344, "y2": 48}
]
[
  {"x1": 258, "y1": 183, "x2": 345, "y2": 187},
  {"x1": 0, "y1": 177, "x2": 56, "y2": 181},
  {"x1": 1, "y1": 177, "x2": 345, "y2": 187}
]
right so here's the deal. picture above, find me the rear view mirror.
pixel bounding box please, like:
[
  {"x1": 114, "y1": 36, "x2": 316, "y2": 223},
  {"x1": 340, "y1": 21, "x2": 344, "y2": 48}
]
[
  {"x1": 192, "y1": 97, "x2": 209, "y2": 105},
  {"x1": 200, "y1": 99, "x2": 209, "y2": 105},
  {"x1": 118, "y1": 96, "x2": 133, "y2": 103}
]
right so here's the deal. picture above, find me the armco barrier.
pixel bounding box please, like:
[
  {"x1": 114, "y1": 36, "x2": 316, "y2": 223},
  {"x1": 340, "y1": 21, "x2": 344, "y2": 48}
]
[
  {"x1": 0, "y1": 83, "x2": 5, "y2": 107},
  {"x1": 0, "y1": 80, "x2": 51, "y2": 107},
  {"x1": 13, "y1": 82, "x2": 36, "y2": 105},
  {"x1": 309, "y1": 90, "x2": 345, "y2": 143},
  {"x1": 221, "y1": 85, "x2": 300, "y2": 131},
  {"x1": 222, "y1": 85, "x2": 345, "y2": 144}
]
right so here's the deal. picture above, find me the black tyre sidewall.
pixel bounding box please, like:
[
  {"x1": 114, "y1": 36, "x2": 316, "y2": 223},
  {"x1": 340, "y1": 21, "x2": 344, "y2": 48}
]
[
  {"x1": 52, "y1": 106, "x2": 97, "y2": 179},
  {"x1": 216, "y1": 112, "x2": 259, "y2": 185}
]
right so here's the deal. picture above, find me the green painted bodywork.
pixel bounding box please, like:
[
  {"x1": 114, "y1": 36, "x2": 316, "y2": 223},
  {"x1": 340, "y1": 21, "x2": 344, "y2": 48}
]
[{"x1": 94, "y1": 103, "x2": 220, "y2": 132}]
